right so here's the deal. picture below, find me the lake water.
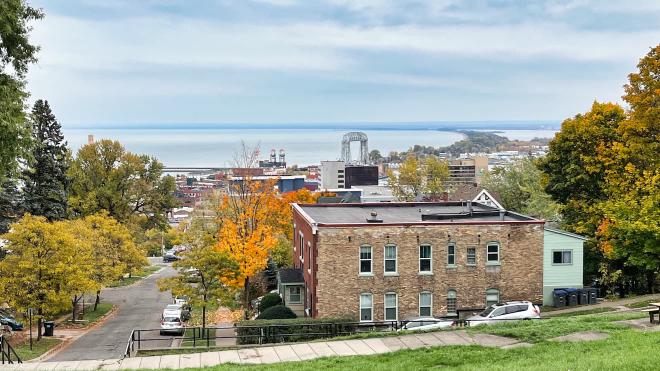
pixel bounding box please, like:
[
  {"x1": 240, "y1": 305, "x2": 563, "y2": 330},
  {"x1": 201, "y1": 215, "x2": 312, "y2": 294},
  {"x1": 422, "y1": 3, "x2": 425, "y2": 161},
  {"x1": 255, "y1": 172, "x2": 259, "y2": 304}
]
[{"x1": 62, "y1": 128, "x2": 558, "y2": 167}]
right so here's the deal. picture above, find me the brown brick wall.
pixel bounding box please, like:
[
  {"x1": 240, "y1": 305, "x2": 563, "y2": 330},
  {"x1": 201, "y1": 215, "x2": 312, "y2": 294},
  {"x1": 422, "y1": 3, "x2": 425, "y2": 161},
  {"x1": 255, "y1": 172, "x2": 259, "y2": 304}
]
[{"x1": 313, "y1": 224, "x2": 543, "y2": 320}]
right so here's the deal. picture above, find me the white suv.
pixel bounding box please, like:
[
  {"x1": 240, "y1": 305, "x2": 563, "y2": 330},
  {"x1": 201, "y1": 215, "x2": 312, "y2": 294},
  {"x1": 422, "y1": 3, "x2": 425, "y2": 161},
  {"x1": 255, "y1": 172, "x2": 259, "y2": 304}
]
[{"x1": 466, "y1": 301, "x2": 540, "y2": 327}]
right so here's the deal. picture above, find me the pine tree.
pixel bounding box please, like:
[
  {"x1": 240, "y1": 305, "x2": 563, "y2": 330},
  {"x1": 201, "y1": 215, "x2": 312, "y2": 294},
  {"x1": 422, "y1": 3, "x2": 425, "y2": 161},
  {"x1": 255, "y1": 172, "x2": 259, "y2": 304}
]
[
  {"x1": 0, "y1": 176, "x2": 22, "y2": 233},
  {"x1": 23, "y1": 100, "x2": 69, "y2": 220}
]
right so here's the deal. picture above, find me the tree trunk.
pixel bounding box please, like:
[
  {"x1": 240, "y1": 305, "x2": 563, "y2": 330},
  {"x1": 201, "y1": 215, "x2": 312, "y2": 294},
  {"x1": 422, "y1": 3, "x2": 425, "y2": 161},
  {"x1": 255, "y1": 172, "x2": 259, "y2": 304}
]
[
  {"x1": 648, "y1": 272, "x2": 657, "y2": 294},
  {"x1": 243, "y1": 277, "x2": 250, "y2": 320},
  {"x1": 37, "y1": 317, "x2": 42, "y2": 341},
  {"x1": 72, "y1": 295, "x2": 78, "y2": 322},
  {"x1": 94, "y1": 290, "x2": 101, "y2": 311}
]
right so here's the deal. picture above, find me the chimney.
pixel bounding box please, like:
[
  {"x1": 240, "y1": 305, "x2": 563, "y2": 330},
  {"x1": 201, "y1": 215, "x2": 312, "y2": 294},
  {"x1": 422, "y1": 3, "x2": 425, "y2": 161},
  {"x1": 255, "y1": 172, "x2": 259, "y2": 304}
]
[
  {"x1": 499, "y1": 209, "x2": 505, "y2": 221},
  {"x1": 87, "y1": 134, "x2": 94, "y2": 144},
  {"x1": 366, "y1": 211, "x2": 383, "y2": 223},
  {"x1": 467, "y1": 200, "x2": 473, "y2": 215}
]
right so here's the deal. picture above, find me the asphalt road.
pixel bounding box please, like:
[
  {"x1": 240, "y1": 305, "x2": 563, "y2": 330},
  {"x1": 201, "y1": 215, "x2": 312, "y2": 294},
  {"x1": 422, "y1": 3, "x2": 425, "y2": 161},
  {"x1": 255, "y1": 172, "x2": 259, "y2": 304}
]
[{"x1": 48, "y1": 258, "x2": 179, "y2": 361}]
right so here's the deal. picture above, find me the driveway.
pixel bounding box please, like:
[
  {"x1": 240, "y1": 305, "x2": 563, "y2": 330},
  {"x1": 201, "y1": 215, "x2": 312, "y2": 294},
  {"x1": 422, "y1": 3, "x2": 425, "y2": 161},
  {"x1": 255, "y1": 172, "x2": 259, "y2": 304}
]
[{"x1": 47, "y1": 258, "x2": 178, "y2": 361}]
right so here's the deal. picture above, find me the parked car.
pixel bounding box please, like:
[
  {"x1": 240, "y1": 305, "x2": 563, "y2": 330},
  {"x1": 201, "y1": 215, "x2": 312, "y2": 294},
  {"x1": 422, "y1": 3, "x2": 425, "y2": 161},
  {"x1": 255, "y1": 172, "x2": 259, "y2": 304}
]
[
  {"x1": 164, "y1": 304, "x2": 190, "y2": 321},
  {"x1": 0, "y1": 314, "x2": 24, "y2": 331},
  {"x1": 183, "y1": 268, "x2": 200, "y2": 283},
  {"x1": 399, "y1": 316, "x2": 454, "y2": 332},
  {"x1": 160, "y1": 315, "x2": 184, "y2": 335},
  {"x1": 466, "y1": 301, "x2": 540, "y2": 327},
  {"x1": 163, "y1": 252, "x2": 179, "y2": 262}
]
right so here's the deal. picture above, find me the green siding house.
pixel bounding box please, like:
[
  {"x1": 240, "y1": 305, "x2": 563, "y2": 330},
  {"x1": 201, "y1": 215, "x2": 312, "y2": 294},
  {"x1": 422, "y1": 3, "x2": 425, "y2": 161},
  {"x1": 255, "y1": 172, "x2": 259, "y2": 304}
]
[{"x1": 543, "y1": 228, "x2": 588, "y2": 306}]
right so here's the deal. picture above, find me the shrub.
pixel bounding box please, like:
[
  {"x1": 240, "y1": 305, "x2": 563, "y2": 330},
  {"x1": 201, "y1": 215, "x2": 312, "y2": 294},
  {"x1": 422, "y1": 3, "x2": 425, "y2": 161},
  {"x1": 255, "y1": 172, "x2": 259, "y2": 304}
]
[
  {"x1": 257, "y1": 305, "x2": 296, "y2": 320},
  {"x1": 236, "y1": 316, "x2": 356, "y2": 345},
  {"x1": 258, "y1": 293, "x2": 283, "y2": 313}
]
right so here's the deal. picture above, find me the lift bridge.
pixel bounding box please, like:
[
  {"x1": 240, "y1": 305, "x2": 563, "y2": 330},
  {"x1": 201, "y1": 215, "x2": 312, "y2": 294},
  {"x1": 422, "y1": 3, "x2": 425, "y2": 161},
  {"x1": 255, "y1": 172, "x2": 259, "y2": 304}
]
[{"x1": 341, "y1": 131, "x2": 369, "y2": 165}]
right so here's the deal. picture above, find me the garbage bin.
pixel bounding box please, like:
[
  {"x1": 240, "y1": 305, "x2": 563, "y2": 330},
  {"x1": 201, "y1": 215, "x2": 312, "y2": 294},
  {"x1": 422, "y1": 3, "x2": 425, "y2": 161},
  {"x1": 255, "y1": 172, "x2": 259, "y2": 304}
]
[
  {"x1": 43, "y1": 321, "x2": 55, "y2": 336},
  {"x1": 552, "y1": 289, "x2": 567, "y2": 308},
  {"x1": 578, "y1": 289, "x2": 589, "y2": 305},
  {"x1": 564, "y1": 288, "x2": 579, "y2": 306},
  {"x1": 585, "y1": 287, "x2": 598, "y2": 304}
]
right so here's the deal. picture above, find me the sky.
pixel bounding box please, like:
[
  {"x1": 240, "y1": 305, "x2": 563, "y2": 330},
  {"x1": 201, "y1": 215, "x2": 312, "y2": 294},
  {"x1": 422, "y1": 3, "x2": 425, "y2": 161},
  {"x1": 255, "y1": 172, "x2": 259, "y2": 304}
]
[{"x1": 25, "y1": 0, "x2": 660, "y2": 126}]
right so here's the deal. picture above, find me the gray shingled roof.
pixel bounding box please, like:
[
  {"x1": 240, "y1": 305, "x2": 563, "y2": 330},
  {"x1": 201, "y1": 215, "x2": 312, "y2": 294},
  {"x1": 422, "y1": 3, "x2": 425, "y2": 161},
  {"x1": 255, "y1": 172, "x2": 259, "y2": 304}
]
[{"x1": 278, "y1": 268, "x2": 304, "y2": 284}]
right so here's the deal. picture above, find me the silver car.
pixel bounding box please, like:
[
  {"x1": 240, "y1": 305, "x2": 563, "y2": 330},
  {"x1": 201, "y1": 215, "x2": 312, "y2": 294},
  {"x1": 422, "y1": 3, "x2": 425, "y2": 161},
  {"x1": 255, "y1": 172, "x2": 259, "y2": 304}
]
[
  {"x1": 399, "y1": 316, "x2": 454, "y2": 332},
  {"x1": 466, "y1": 301, "x2": 540, "y2": 327}
]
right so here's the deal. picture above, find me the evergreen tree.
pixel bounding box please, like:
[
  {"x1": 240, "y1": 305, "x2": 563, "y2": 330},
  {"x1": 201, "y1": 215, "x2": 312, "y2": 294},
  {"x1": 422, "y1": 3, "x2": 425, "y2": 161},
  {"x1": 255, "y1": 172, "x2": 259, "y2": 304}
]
[
  {"x1": 0, "y1": 176, "x2": 22, "y2": 233},
  {"x1": 23, "y1": 100, "x2": 69, "y2": 220}
]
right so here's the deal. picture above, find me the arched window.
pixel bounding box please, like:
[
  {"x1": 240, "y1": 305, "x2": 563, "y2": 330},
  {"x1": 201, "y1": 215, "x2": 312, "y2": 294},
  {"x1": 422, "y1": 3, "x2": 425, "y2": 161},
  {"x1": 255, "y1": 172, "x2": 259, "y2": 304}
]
[
  {"x1": 447, "y1": 290, "x2": 457, "y2": 315},
  {"x1": 486, "y1": 289, "x2": 500, "y2": 307}
]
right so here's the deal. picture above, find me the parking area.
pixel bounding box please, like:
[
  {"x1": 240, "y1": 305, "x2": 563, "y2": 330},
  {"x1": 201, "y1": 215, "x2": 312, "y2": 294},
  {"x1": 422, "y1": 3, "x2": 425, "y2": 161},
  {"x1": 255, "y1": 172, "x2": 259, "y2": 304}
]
[{"x1": 47, "y1": 259, "x2": 179, "y2": 362}]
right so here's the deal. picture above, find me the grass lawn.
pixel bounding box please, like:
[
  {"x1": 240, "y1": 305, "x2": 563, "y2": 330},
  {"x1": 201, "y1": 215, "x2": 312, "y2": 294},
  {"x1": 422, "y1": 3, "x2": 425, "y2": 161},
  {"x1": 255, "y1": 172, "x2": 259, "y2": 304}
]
[
  {"x1": 81, "y1": 302, "x2": 114, "y2": 324},
  {"x1": 12, "y1": 337, "x2": 62, "y2": 361},
  {"x1": 465, "y1": 312, "x2": 645, "y2": 343},
  {"x1": 549, "y1": 307, "x2": 616, "y2": 317},
  {"x1": 109, "y1": 265, "x2": 161, "y2": 287},
  {"x1": 189, "y1": 329, "x2": 660, "y2": 371}
]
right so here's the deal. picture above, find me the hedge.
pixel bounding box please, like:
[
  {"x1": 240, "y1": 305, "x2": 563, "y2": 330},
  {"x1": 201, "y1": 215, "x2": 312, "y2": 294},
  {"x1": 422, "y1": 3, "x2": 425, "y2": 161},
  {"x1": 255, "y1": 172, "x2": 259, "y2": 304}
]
[
  {"x1": 235, "y1": 316, "x2": 357, "y2": 345},
  {"x1": 258, "y1": 293, "x2": 283, "y2": 313},
  {"x1": 257, "y1": 305, "x2": 296, "y2": 320}
]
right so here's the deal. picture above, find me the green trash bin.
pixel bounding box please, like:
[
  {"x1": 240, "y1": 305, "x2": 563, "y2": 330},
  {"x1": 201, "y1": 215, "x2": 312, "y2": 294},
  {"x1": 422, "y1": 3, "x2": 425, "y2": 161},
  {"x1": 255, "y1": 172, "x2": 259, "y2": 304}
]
[{"x1": 43, "y1": 321, "x2": 55, "y2": 336}]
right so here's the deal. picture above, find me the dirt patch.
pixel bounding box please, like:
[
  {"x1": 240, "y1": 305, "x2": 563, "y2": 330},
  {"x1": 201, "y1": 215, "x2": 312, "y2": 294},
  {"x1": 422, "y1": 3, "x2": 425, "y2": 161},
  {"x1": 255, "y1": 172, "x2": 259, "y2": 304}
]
[{"x1": 614, "y1": 318, "x2": 660, "y2": 332}]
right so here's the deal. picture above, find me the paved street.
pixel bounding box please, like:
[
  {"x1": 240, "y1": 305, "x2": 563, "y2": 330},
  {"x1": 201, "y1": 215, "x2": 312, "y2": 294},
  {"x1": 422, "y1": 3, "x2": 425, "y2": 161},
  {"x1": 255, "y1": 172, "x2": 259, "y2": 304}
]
[{"x1": 48, "y1": 258, "x2": 178, "y2": 361}]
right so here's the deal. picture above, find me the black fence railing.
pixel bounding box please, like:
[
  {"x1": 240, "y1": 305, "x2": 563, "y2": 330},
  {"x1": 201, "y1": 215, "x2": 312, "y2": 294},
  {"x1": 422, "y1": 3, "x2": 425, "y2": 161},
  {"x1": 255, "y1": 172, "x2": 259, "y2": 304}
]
[
  {"x1": 0, "y1": 334, "x2": 22, "y2": 364},
  {"x1": 123, "y1": 317, "x2": 547, "y2": 358}
]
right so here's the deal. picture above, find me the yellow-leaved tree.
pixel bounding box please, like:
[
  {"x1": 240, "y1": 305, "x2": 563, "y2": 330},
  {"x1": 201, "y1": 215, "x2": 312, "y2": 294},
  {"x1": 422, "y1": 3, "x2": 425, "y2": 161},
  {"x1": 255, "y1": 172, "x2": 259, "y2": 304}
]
[{"x1": 0, "y1": 215, "x2": 96, "y2": 339}]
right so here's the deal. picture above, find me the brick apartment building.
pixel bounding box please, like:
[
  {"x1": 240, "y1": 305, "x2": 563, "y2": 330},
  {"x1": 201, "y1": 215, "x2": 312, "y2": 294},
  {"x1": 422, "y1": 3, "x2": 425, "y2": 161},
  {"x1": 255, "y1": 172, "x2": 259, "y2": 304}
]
[{"x1": 290, "y1": 202, "x2": 544, "y2": 321}]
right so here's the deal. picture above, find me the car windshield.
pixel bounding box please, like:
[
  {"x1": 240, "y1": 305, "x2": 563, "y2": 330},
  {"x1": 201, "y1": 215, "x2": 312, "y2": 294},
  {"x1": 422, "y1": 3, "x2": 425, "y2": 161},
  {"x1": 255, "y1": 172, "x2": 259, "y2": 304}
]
[
  {"x1": 479, "y1": 306, "x2": 497, "y2": 317},
  {"x1": 166, "y1": 305, "x2": 181, "y2": 310},
  {"x1": 163, "y1": 317, "x2": 180, "y2": 323}
]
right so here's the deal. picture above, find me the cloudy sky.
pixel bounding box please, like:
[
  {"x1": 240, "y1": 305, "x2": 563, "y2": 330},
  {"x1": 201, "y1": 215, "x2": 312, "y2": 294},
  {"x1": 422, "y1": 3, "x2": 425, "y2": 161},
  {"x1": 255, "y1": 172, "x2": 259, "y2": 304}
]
[{"x1": 26, "y1": 0, "x2": 660, "y2": 126}]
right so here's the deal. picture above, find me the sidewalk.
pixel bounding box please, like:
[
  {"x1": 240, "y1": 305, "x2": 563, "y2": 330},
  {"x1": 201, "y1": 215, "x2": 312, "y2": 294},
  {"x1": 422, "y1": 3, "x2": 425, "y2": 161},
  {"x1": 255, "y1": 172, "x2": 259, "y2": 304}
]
[
  {"x1": 5, "y1": 330, "x2": 527, "y2": 370},
  {"x1": 543, "y1": 293, "x2": 660, "y2": 317}
]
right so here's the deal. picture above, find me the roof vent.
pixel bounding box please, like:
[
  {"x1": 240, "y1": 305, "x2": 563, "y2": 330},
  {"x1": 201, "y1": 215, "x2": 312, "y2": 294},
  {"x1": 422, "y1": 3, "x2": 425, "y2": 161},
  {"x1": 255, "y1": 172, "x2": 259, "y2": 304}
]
[{"x1": 366, "y1": 211, "x2": 383, "y2": 223}]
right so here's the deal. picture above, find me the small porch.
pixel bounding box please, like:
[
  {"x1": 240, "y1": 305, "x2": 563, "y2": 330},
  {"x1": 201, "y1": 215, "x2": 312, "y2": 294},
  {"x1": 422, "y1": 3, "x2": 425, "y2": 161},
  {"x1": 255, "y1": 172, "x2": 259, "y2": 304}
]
[{"x1": 277, "y1": 268, "x2": 305, "y2": 317}]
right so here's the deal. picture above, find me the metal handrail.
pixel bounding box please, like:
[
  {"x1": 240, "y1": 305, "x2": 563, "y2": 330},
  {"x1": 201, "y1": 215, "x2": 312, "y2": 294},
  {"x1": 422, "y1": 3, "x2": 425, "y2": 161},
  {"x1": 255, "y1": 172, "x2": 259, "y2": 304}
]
[{"x1": 0, "y1": 334, "x2": 22, "y2": 364}]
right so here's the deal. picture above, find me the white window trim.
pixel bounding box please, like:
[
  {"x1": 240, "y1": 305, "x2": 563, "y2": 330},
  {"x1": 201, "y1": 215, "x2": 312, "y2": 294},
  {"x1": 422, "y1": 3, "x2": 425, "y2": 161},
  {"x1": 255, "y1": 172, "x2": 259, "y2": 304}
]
[
  {"x1": 466, "y1": 246, "x2": 477, "y2": 266},
  {"x1": 447, "y1": 243, "x2": 456, "y2": 267},
  {"x1": 552, "y1": 249, "x2": 573, "y2": 265},
  {"x1": 288, "y1": 286, "x2": 302, "y2": 304},
  {"x1": 384, "y1": 292, "x2": 398, "y2": 321},
  {"x1": 419, "y1": 291, "x2": 433, "y2": 317},
  {"x1": 486, "y1": 289, "x2": 500, "y2": 306},
  {"x1": 307, "y1": 241, "x2": 312, "y2": 273},
  {"x1": 486, "y1": 242, "x2": 500, "y2": 265},
  {"x1": 360, "y1": 293, "x2": 373, "y2": 322},
  {"x1": 299, "y1": 232, "x2": 304, "y2": 262},
  {"x1": 419, "y1": 244, "x2": 433, "y2": 275},
  {"x1": 359, "y1": 245, "x2": 373, "y2": 276},
  {"x1": 384, "y1": 244, "x2": 398, "y2": 276}
]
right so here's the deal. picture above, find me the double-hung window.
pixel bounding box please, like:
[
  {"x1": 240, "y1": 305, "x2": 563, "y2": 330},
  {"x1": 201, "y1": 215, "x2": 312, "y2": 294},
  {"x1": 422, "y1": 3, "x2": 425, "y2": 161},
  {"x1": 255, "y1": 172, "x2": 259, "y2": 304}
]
[
  {"x1": 384, "y1": 293, "x2": 398, "y2": 321},
  {"x1": 486, "y1": 242, "x2": 500, "y2": 264},
  {"x1": 419, "y1": 245, "x2": 432, "y2": 273},
  {"x1": 447, "y1": 290, "x2": 457, "y2": 315},
  {"x1": 552, "y1": 250, "x2": 572, "y2": 265},
  {"x1": 359, "y1": 245, "x2": 372, "y2": 274},
  {"x1": 486, "y1": 289, "x2": 500, "y2": 306},
  {"x1": 288, "y1": 286, "x2": 301, "y2": 304},
  {"x1": 384, "y1": 245, "x2": 397, "y2": 274},
  {"x1": 360, "y1": 293, "x2": 373, "y2": 322},
  {"x1": 299, "y1": 233, "x2": 305, "y2": 262},
  {"x1": 419, "y1": 292, "x2": 432, "y2": 316},
  {"x1": 467, "y1": 247, "x2": 476, "y2": 265},
  {"x1": 447, "y1": 243, "x2": 456, "y2": 265}
]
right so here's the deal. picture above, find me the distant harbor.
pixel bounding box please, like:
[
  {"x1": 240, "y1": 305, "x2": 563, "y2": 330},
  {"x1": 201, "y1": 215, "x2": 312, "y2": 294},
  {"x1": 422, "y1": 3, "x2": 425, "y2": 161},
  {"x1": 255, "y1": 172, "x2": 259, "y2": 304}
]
[{"x1": 62, "y1": 126, "x2": 558, "y2": 167}]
